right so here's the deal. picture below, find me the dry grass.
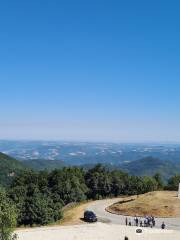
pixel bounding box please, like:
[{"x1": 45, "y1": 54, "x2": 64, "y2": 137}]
[
  {"x1": 107, "y1": 191, "x2": 180, "y2": 217},
  {"x1": 57, "y1": 201, "x2": 92, "y2": 226}
]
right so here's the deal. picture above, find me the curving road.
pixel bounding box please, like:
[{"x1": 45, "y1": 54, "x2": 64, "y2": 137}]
[{"x1": 86, "y1": 198, "x2": 180, "y2": 231}]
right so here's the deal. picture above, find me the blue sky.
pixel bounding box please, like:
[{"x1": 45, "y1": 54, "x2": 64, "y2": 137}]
[{"x1": 0, "y1": 0, "x2": 180, "y2": 142}]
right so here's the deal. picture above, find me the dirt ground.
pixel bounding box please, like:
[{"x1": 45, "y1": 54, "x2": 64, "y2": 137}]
[
  {"x1": 16, "y1": 222, "x2": 180, "y2": 240},
  {"x1": 107, "y1": 191, "x2": 180, "y2": 217}
]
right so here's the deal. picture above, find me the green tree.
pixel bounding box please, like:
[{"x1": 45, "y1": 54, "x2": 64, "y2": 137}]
[
  {"x1": 0, "y1": 188, "x2": 17, "y2": 240},
  {"x1": 9, "y1": 171, "x2": 63, "y2": 226},
  {"x1": 110, "y1": 170, "x2": 128, "y2": 196},
  {"x1": 85, "y1": 164, "x2": 112, "y2": 199},
  {"x1": 126, "y1": 176, "x2": 144, "y2": 195},
  {"x1": 141, "y1": 176, "x2": 158, "y2": 193},
  {"x1": 153, "y1": 173, "x2": 164, "y2": 189},
  {"x1": 166, "y1": 174, "x2": 180, "y2": 190},
  {"x1": 49, "y1": 167, "x2": 88, "y2": 204}
]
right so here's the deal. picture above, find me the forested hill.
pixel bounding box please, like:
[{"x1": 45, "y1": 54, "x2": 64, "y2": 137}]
[
  {"x1": 120, "y1": 157, "x2": 180, "y2": 180},
  {"x1": 23, "y1": 159, "x2": 65, "y2": 171},
  {"x1": 1, "y1": 151, "x2": 180, "y2": 185},
  {"x1": 0, "y1": 152, "x2": 25, "y2": 185},
  {"x1": 21, "y1": 156, "x2": 180, "y2": 181}
]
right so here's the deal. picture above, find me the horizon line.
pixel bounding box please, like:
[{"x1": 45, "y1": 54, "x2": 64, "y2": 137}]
[{"x1": 1, "y1": 138, "x2": 180, "y2": 145}]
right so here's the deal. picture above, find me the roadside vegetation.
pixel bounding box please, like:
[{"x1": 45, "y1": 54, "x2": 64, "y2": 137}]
[
  {"x1": 0, "y1": 188, "x2": 17, "y2": 240},
  {"x1": 58, "y1": 201, "x2": 92, "y2": 226}
]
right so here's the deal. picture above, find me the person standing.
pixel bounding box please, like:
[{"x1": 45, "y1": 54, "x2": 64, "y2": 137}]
[
  {"x1": 144, "y1": 218, "x2": 147, "y2": 227},
  {"x1": 125, "y1": 217, "x2": 128, "y2": 226},
  {"x1": 139, "y1": 218, "x2": 143, "y2": 227},
  {"x1": 161, "y1": 222, "x2": 166, "y2": 229},
  {"x1": 135, "y1": 217, "x2": 138, "y2": 226}
]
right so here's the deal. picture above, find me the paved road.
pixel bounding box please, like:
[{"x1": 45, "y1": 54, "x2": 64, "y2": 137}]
[{"x1": 86, "y1": 198, "x2": 180, "y2": 231}]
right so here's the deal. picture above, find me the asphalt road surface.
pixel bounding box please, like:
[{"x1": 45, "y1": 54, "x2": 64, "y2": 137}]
[{"x1": 86, "y1": 198, "x2": 180, "y2": 231}]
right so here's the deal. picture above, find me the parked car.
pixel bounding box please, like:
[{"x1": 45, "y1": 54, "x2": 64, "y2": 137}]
[{"x1": 84, "y1": 210, "x2": 97, "y2": 223}]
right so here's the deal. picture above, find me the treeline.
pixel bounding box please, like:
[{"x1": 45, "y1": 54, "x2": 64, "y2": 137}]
[{"x1": 1, "y1": 164, "x2": 180, "y2": 228}]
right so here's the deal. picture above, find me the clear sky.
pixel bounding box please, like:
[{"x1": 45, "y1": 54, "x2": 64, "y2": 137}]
[{"x1": 0, "y1": 0, "x2": 180, "y2": 142}]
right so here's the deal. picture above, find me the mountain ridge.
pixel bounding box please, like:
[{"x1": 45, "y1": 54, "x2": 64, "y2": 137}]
[
  {"x1": 119, "y1": 156, "x2": 180, "y2": 180},
  {"x1": 0, "y1": 151, "x2": 180, "y2": 184},
  {"x1": 0, "y1": 152, "x2": 25, "y2": 185}
]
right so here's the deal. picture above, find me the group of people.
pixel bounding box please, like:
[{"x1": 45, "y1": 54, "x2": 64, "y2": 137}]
[{"x1": 125, "y1": 216, "x2": 166, "y2": 229}]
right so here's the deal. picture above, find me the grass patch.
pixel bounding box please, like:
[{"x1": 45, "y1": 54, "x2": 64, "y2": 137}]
[
  {"x1": 107, "y1": 191, "x2": 180, "y2": 218},
  {"x1": 57, "y1": 201, "x2": 92, "y2": 226}
]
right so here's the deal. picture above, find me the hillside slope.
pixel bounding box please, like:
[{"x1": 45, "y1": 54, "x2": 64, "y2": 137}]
[
  {"x1": 120, "y1": 157, "x2": 180, "y2": 180},
  {"x1": 107, "y1": 191, "x2": 180, "y2": 217},
  {"x1": 0, "y1": 152, "x2": 25, "y2": 185},
  {"x1": 22, "y1": 156, "x2": 180, "y2": 180},
  {"x1": 22, "y1": 159, "x2": 65, "y2": 171}
]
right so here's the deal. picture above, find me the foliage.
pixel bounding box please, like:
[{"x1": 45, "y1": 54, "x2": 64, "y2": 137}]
[
  {"x1": 85, "y1": 164, "x2": 159, "y2": 199},
  {"x1": 22, "y1": 159, "x2": 65, "y2": 171},
  {"x1": 48, "y1": 167, "x2": 88, "y2": 204},
  {"x1": 120, "y1": 157, "x2": 180, "y2": 181},
  {"x1": 9, "y1": 170, "x2": 63, "y2": 226},
  {"x1": 0, "y1": 153, "x2": 25, "y2": 186},
  {"x1": 1, "y1": 162, "x2": 178, "y2": 228},
  {"x1": 85, "y1": 164, "x2": 112, "y2": 199},
  {"x1": 153, "y1": 173, "x2": 164, "y2": 189},
  {"x1": 166, "y1": 174, "x2": 180, "y2": 190},
  {"x1": 0, "y1": 188, "x2": 17, "y2": 240},
  {"x1": 110, "y1": 170, "x2": 129, "y2": 196}
]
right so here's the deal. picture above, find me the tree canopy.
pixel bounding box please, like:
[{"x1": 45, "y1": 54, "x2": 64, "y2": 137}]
[
  {"x1": 0, "y1": 164, "x2": 174, "y2": 228},
  {"x1": 0, "y1": 188, "x2": 17, "y2": 240},
  {"x1": 166, "y1": 174, "x2": 180, "y2": 190}
]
